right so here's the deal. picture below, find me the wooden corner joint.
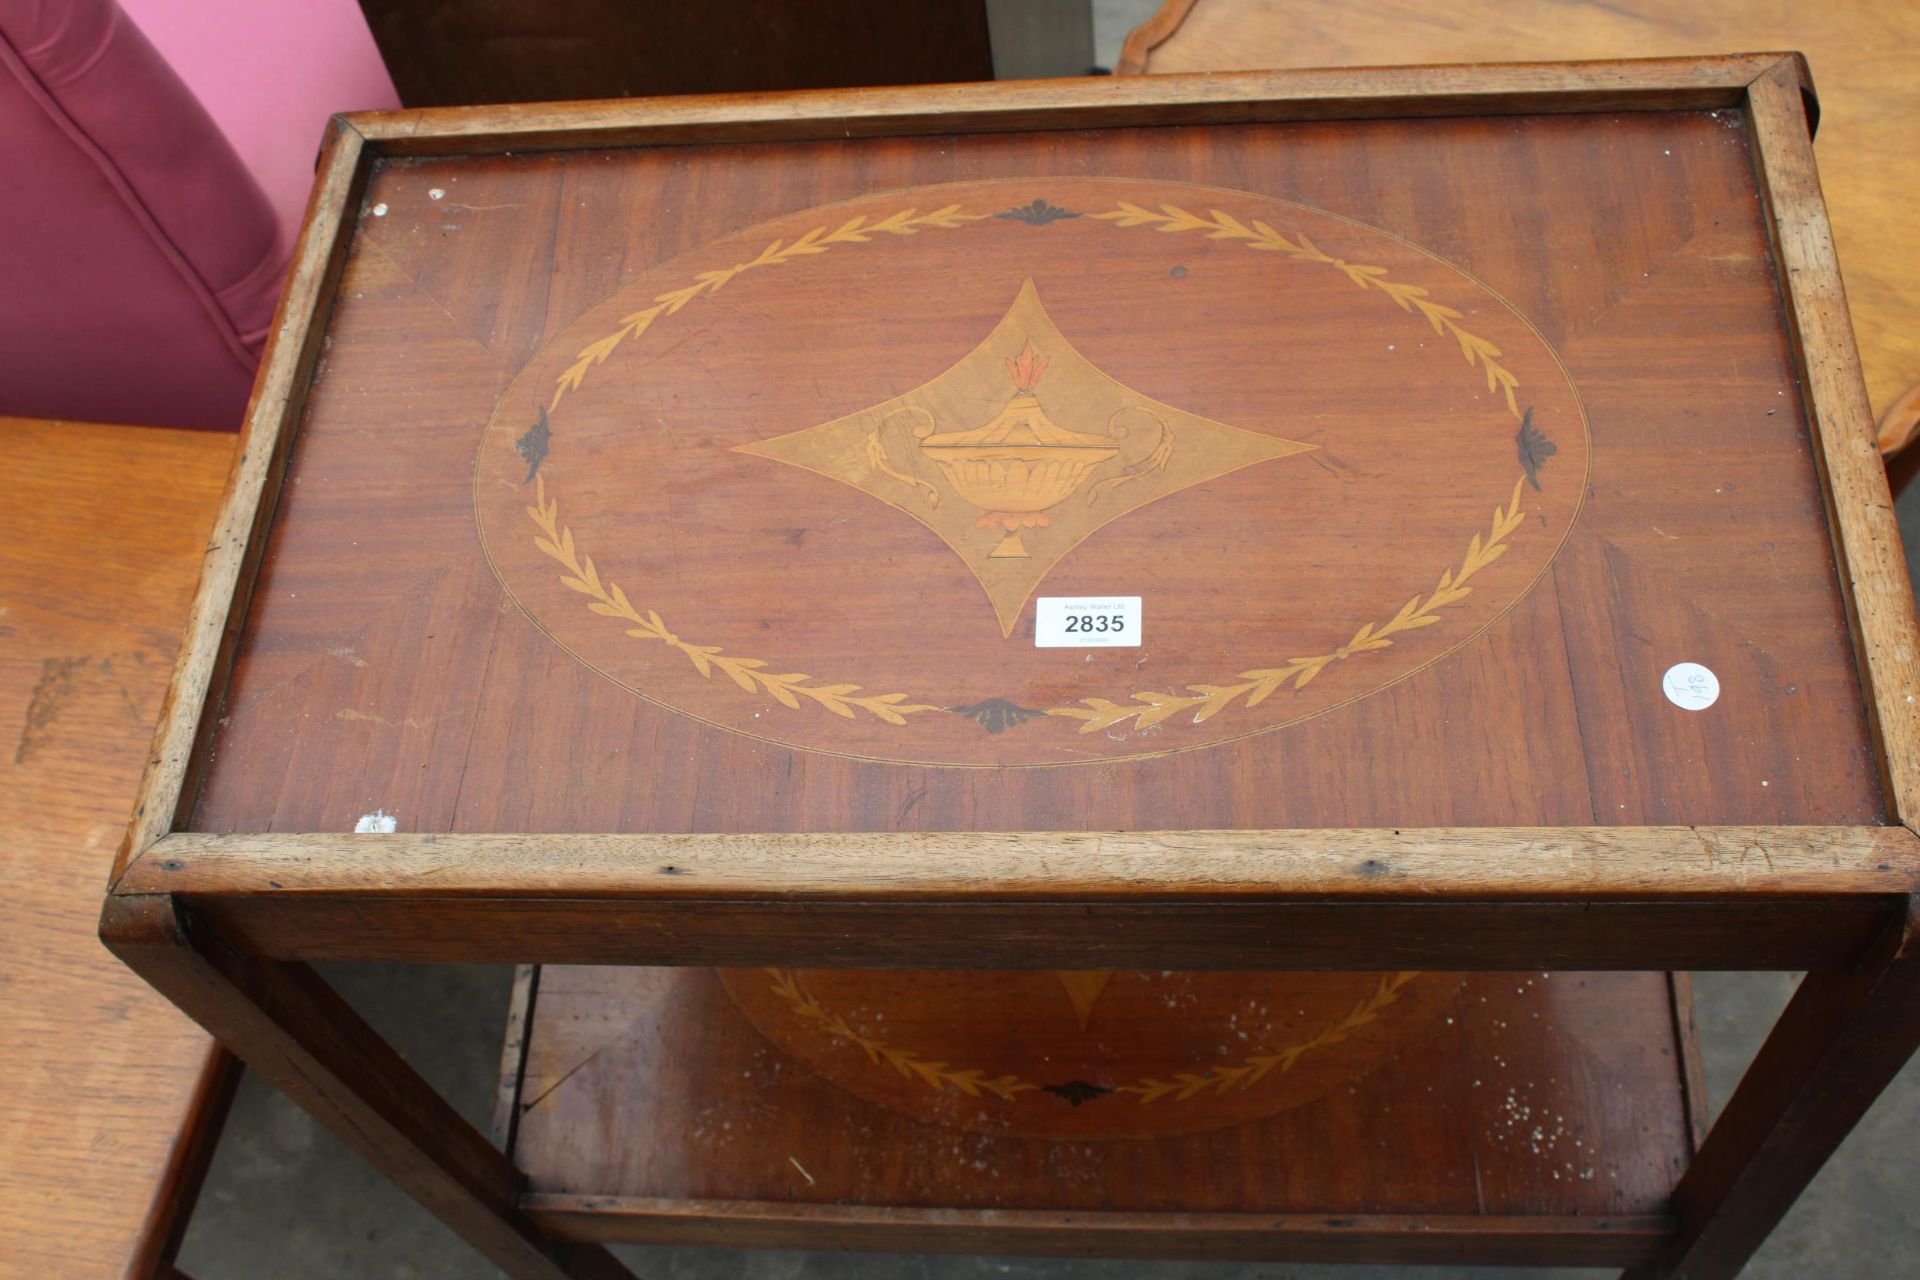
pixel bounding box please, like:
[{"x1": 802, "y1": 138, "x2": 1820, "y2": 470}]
[
  {"x1": 1742, "y1": 53, "x2": 1818, "y2": 125},
  {"x1": 99, "y1": 890, "x2": 188, "y2": 959},
  {"x1": 109, "y1": 828, "x2": 149, "y2": 896},
  {"x1": 99, "y1": 890, "x2": 240, "y2": 984},
  {"x1": 326, "y1": 111, "x2": 371, "y2": 141},
  {"x1": 109, "y1": 822, "x2": 175, "y2": 896},
  {"x1": 1744, "y1": 52, "x2": 1821, "y2": 135}
]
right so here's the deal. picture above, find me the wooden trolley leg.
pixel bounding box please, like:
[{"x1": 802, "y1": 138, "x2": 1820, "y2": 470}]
[
  {"x1": 1627, "y1": 900, "x2": 1920, "y2": 1280},
  {"x1": 100, "y1": 894, "x2": 634, "y2": 1280}
]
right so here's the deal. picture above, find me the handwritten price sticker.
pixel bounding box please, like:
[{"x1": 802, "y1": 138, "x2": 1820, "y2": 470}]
[{"x1": 1662, "y1": 662, "x2": 1720, "y2": 711}]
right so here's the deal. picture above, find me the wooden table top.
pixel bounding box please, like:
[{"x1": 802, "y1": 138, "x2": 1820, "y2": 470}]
[
  {"x1": 184, "y1": 98, "x2": 1885, "y2": 841},
  {"x1": 1124, "y1": 0, "x2": 1920, "y2": 433},
  {"x1": 0, "y1": 417, "x2": 231, "y2": 1278}
]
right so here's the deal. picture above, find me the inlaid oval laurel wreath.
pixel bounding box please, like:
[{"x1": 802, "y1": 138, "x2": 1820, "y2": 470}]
[
  {"x1": 523, "y1": 199, "x2": 1539, "y2": 732},
  {"x1": 762, "y1": 968, "x2": 1423, "y2": 1108}
]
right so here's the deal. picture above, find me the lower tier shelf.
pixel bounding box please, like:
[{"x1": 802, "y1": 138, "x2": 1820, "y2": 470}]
[{"x1": 500, "y1": 967, "x2": 1704, "y2": 1266}]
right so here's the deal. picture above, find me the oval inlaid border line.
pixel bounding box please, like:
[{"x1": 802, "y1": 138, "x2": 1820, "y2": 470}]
[{"x1": 476, "y1": 178, "x2": 1593, "y2": 765}]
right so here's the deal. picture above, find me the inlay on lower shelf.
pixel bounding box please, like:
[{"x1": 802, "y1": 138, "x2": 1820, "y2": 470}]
[{"x1": 504, "y1": 967, "x2": 1701, "y2": 1263}]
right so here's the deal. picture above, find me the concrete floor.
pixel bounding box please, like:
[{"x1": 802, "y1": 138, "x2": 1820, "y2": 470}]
[{"x1": 174, "y1": 6, "x2": 1920, "y2": 1278}]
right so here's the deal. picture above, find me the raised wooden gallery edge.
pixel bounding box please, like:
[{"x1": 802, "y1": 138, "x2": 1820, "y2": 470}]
[
  {"x1": 1743, "y1": 60, "x2": 1920, "y2": 830},
  {"x1": 346, "y1": 53, "x2": 1806, "y2": 155},
  {"x1": 113, "y1": 118, "x2": 369, "y2": 881},
  {"x1": 122, "y1": 826, "x2": 1919, "y2": 969}
]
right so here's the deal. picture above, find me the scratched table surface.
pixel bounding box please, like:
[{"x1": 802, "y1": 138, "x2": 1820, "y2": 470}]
[
  {"x1": 0, "y1": 417, "x2": 231, "y2": 1278},
  {"x1": 109, "y1": 69, "x2": 1920, "y2": 1264},
  {"x1": 190, "y1": 115, "x2": 1879, "y2": 840}
]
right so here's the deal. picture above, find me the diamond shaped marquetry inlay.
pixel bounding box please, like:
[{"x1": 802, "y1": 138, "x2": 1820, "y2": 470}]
[{"x1": 735, "y1": 279, "x2": 1315, "y2": 635}]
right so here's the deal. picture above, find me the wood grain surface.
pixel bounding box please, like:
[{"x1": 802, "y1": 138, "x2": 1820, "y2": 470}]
[
  {"x1": 127, "y1": 824, "x2": 1920, "y2": 900},
  {"x1": 470, "y1": 175, "x2": 1588, "y2": 765},
  {"x1": 121, "y1": 891, "x2": 1907, "y2": 973},
  {"x1": 1127, "y1": 0, "x2": 1920, "y2": 429},
  {"x1": 507, "y1": 964, "x2": 1693, "y2": 1260},
  {"x1": 0, "y1": 417, "x2": 231, "y2": 1279},
  {"x1": 189, "y1": 107, "x2": 1884, "y2": 840},
  {"x1": 123, "y1": 826, "x2": 1919, "y2": 971}
]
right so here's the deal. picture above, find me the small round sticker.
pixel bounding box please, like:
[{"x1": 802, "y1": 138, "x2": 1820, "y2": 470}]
[{"x1": 1662, "y1": 662, "x2": 1720, "y2": 711}]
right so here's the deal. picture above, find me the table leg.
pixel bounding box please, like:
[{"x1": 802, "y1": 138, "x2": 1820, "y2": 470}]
[
  {"x1": 1625, "y1": 900, "x2": 1920, "y2": 1279},
  {"x1": 100, "y1": 894, "x2": 635, "y2": 1280}
]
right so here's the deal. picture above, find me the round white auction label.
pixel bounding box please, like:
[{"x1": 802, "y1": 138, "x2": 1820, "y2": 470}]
[{"x1": 1662, "y1": 662, "x2": 1720, "y2": 711}]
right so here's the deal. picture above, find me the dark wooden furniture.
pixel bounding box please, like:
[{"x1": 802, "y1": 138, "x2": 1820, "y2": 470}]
[
  {"x1": 101, "y1": 59, "x2": 1920, "y2": 1279},
  {"x1": 1120, "y1": 0, "x2": 1920, "y2": 482},
  {"x1": 356, "y1": 0, "x2": 999, "y2": 106},
  {"x1": 0, "y1": 417, "x2": 239, "y2": 1280}
]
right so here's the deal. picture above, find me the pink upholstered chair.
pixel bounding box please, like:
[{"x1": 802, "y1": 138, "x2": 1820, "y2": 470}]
[
  {"x1": 119, "y1": 0, "x2": 399, "y2": 258},
  {"x1": 0, "y1": 0, "x2": 395, "y2": 432}
]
